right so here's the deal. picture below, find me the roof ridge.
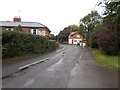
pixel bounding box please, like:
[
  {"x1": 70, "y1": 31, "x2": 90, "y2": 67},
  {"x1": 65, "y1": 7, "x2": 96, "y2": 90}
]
[
  {"x1": 0, "y1": 21, "x2": 46, "y2": 27},
  {"x1": 69, "y1": 31, "x2": 78, "y2": 36},
  {"x1": 0, "y1": 21, "x2": 46, "y2": 26}
]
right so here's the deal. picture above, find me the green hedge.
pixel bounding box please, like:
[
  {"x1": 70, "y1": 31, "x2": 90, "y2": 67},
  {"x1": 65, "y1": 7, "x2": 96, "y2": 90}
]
[{"x1": 2, "y1": 31, "x2": 57, "y2": 59}]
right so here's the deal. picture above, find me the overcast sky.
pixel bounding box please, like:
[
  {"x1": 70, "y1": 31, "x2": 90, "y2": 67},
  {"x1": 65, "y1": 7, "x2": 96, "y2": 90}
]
[{"x1": 0, "y1": 0, "x2": 104, "y2": 35}]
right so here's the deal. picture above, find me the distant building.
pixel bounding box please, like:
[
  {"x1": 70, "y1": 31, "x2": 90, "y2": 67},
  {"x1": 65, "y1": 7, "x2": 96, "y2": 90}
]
[
  {"x1": 0, "y1": 17, "x2": 51, "y2": 37},
  {"x1": 68, "y1": 31, "x2": 83, "y2": 45}
]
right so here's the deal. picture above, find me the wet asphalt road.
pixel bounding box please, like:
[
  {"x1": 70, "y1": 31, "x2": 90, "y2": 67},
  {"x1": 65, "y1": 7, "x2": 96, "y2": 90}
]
[{"x1": 2, "y1": 45, "x2": 83, "y2": 88}]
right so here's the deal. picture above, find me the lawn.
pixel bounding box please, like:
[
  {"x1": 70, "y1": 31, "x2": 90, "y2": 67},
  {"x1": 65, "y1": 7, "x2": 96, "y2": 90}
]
[{"x1": 92, "y1": 49, "x2": 119, "y2": 69}]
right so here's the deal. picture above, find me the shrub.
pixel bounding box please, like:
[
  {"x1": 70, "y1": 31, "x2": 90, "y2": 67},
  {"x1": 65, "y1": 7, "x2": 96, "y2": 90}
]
[
  {"x1": 89, "y1": 32, "x2": 98, "y2": 48},
  {"x1": 96, "y1": 19, "x2": 118, "y2": 55},
  {"x1": 2, "y1": 31, "x2": 57, "y2": 59},
  {"x1": 90, "y1": 37, "x2": 98, "y2": 48}
]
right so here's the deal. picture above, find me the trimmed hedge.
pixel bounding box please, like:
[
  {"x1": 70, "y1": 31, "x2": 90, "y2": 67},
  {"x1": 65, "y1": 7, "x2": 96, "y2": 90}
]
[{"x1": 2, "y1": 31, "x2": 57, "y2": 59}]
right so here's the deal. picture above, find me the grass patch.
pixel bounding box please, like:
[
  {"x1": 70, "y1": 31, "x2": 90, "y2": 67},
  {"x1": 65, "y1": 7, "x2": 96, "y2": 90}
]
[{"x1": 92, "y1": 49, "x2": 119, "y2": 69}]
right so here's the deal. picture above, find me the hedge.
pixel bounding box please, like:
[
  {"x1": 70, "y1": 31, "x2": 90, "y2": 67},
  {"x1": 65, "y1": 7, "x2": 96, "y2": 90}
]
[
  {"x1": 95, "y1": 19, "x2": 118, "y2": 55},
  {"x1": 2, "y1": 31, "x2": 57, "y2": 59}
]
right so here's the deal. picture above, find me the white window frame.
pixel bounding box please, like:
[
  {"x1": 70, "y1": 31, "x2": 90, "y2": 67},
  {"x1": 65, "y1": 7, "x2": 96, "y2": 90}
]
[
  {"x1": 31, "y1": 29, "x2": 38, "y2": 35},
  {"x1": 6, "y1": 28, "x2": 13, "y2": 31}
]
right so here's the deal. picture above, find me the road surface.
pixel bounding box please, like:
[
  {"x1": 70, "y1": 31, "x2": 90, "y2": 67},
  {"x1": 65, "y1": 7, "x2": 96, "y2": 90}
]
[
  {"x1": 2, "y1": 45, "x2": 83, "y2": 88},
  {"x1": 2, "y1": 45, "x2": 118, "y2": 88}
]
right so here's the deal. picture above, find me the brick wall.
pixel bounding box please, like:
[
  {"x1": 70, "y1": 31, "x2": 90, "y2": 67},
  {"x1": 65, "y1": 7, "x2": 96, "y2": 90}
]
[
  {"x1": 22, "y1": 28, "x2": 30, "y2": 33},
  {"x1": 0, "y1": 26, "x2": 6, "y2": 30},
  {"x1": 1, "y1": 26, "x2": 51, "y2": 37},
  {"x1": 69, "y1": 32, "x2": 83, "y2": 40},
  {"x1": 38, "y1": 27, "x2": 50, "y2": 36}
]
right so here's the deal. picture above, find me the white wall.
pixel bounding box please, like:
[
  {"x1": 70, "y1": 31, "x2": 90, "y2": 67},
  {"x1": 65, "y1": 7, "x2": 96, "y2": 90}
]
[
  {"x1": 68, "y1": 39, "x2": 72, "y2": 44},
  {"x1": 68, "y1": 38, "x2": 84, "y2": 45},
  {"x1": 73, "y1": 39, "x2": 82, "y2": 44},
  {"x1": 37, "y1": 30, "x2": 46, "y2": 36}
]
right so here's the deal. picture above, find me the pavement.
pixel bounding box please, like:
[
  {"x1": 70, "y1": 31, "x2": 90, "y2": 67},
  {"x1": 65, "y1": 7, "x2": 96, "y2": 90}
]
[{"x1": 68, "y1": 48, "x2": 119, "y2": 88}]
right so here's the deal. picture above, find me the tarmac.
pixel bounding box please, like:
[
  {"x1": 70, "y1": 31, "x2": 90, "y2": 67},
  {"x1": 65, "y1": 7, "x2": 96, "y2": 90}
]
[
  {"x1": 68, "y1": 48, "x2": 119, "y2": 88},
  {"x1": 2, "y1": 46, "x2": 119, "y2": 89}
]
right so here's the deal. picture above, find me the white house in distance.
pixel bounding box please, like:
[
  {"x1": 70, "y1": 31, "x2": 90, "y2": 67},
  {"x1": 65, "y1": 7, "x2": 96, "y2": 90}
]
[{"x1": 68, "y1": 31, "x2": 83, "y2": 45}]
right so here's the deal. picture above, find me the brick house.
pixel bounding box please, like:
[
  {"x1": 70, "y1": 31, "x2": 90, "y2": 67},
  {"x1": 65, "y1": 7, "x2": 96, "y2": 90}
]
[
  {"x1": 0, "y1": 17, "x2": 51, "y2": 37},
  {"x1": 68, "y1": 31, "x2": 83, "y2": 45}
]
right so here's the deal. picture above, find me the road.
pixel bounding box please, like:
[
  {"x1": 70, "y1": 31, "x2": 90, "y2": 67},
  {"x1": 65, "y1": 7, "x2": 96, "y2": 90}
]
[{"x1": 2, "y1": 45, "x2": 84, "y2": 88}]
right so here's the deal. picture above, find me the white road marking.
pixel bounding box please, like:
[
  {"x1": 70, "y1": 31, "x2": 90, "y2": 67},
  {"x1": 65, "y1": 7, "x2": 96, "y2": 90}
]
[
  {"x1": 54, "y1": 53, "x2": 60, "y2": 57},
  {"x1": 19, "y1": 58, "x2": 50, "y2": 70},
  {"x1": 47, "y1": 68, "x2": 54, "y2": 71},
  {"x1": 55, "y1": 58, "x2": 63, "y2": 65},
  {"x1": 56, "y1": 47, "x2": 64, "y2": 53},
  {"x1": 21, "y1": 79, "x2": 35, "y2": 87},
  {"x1": 78, "y1": 49, "x2": 85, "y2": 64},
  {"x1": 67, "y1": 49, "x2": 85, "y2": 88},
  {"x1": 70, "y1": 67, "x2": 76, "y2": 77},
  {"x1": 47, "y1": 59, "x2": 63, "y2": 71}
]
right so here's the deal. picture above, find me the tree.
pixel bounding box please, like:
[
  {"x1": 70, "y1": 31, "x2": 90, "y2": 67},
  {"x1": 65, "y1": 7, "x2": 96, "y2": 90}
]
[
  {"x1": 99, "y1": 0, "x2": 120, "y2": 30},
  {"x1": 102, "y1": 1, "x2": 120, "y2": 52},
  {"x1": 49, "y1": 34, "x2": 57, "y2": 40},
  {"x1": 58, "y1": 25, "x2": 79, "y2": 43},
  {"x1": 79, "y1": 24, "x2": 85, "y2": 36},
  {"x1": 96, "y1": 18, "x2": 118, "y2": 55},
  {"x1": 79, "y1": 11, "x2": 102, "y2": 46},
  {"x1": 95, "y1": 0, "x2": 119, "y2": 55}
]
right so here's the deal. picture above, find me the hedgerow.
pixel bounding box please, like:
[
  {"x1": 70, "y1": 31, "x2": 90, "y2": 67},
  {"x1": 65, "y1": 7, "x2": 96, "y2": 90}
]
[
  {"x1": 2, "y1": 31, "x2": 57, "y2": 59},
  {"x1": 95, "y1": 19, "x2": 118, "y2": 55}
]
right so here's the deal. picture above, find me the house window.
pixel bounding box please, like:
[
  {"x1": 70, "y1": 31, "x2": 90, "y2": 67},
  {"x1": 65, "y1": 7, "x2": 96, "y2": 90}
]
[
  {"x1": 74, "y1": 40, "x2": 77, "y2": 42},
  {"x1": 8, "y1": 28, "x2": 11, "y2": 31},
  {"x1": 7, "y1": 28, "x2": 13, "y2": 31},
  {"x1": 31, "y1": 29, "x2": 37, "y2": 35},
  {"x1": 33, "y1": 29, "x2": 36, "y2": 34}
]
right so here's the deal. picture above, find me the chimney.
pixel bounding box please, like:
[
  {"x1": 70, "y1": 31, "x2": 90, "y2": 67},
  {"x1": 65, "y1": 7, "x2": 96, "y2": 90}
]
[{"x1": 13, "y1": 17, "x2": 21, "y2": 22}]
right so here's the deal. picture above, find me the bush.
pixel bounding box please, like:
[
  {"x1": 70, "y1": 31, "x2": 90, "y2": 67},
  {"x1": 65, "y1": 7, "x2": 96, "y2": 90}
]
[
  {"x1": 96, "y1": 19, "x2": 118, "y2": 55},
  {"x1": 2, "y1": 31, "x2": 57, "y2": 59},
  {"x1": 90, "y1": 37, "x2": 98, "y2": 48},
  {"x1": 89, "y1": 28, "x2": 99, "y2": 48}
]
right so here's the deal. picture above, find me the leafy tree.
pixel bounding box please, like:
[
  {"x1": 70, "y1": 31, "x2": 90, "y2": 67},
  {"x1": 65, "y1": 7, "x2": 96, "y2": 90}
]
[
  {"x1": 79, "y1": 11, "x2": 102, "y2": 46},
  {"x1": 68, "y1": 24, "x2": 80, "y2": 31},
  {"x1": 95, "y1": 0, "x2": 119, "y2": 55},
  {"x1": 99, "y1": 0, "x2": 120, "y2": 30},
  {"x1": 58, "y1": 25, "x2": 79, "y2": 43},
  {"x1": 102, "y1": 1, "x2": 120, "y2": 52},
  {"x1": 49, "y1": 34, "x2": 57, "y2": 40},
  {"x1": 96, "y1": 18, "x2": 118, "y2": 55},
  {"x1": 79, "y1": 24, "x2": 85, "y2": 36}
]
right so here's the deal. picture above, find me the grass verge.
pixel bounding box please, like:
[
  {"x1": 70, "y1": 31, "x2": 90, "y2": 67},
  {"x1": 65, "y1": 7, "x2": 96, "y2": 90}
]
[{"x1": 92, "y1": 49, "x2": 119, "y2": 69}]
